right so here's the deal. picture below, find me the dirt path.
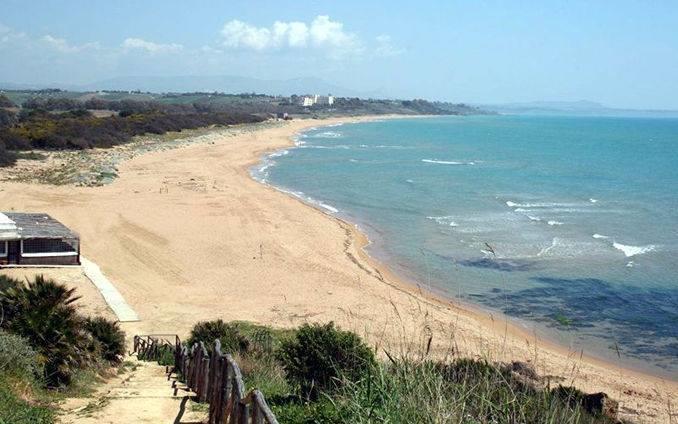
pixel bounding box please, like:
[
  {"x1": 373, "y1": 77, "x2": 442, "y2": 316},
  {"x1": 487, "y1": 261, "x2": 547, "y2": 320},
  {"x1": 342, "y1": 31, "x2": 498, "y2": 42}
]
[{"x1": 59, "y1": 357, "x2": 206, "y2": 424}]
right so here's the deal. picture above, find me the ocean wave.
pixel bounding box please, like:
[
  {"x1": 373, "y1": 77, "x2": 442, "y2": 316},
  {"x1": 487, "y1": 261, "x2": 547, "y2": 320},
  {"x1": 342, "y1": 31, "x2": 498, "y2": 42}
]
[
  {"x1": 506, "y1": 200, "x2": 582, "y2": 208},
  {"x1": 426, "y1": 215, "x2": 458, "y2": 227},
  {"x1": 276, "y1": 188, "x2": 339, "y2": 214},
  {"x1": 405, "y1": 179, "x2": 414, "y2": 184},
  {"x1": 589, "y1": 198, "x2": 598, "y2": 203},
  {"x1": 422, "y1": 159, "x2": 474, "y2": 165},
  {"x1": 592, "y1": 233, "x2": 609, "y2": 239},
  {"x1": 547, "y1": 220, "x2": 563, "y2": 226},
  {"x1": 269, "y1": 149, "x2": 289, "y2": 158},
  {"x1": 310, "y1": 131, "x2": 343, "y2": 138},
  {"x1": 613, "y1": 242, "x2": 656, "y2": 257},
  {"x1": 537, "y1": 237, "x2": 560, "y2": 257},
  {"x1": 299, "y1": 144, "x2": 351, "y2": 150}
]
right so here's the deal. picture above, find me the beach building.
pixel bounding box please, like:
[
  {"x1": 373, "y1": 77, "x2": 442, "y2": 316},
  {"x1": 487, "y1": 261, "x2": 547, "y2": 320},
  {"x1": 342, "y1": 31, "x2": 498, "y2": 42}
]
[
  {"x1": 315, "y1": 95, "x2": 335, "y2": 106},
  {"x1": 299, "y1": 94, "x2": 335, "y2": 107},
  {"x1": 301, "y1": 96, "x2": 315, "y2": 106},
  {"x1": 0, "y1": 212, "x2": 80, "y2": 266}
]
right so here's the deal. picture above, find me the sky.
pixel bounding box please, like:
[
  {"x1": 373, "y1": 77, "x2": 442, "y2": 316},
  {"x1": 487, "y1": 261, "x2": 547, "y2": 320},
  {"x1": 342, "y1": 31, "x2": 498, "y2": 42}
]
[{"x1": 1, "y1": 0, "x2": 677, "y2": 109}]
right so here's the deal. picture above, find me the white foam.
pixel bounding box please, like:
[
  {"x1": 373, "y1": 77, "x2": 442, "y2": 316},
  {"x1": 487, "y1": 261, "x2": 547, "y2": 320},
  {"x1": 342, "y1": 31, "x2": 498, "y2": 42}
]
[
  {"x1": 613, "y1": 242, "x2": 656, "y2": 257},
  {"x1": 277, "y1": 188, "x2": 339, "y2": 214},
  {"x1": 405, "y1": 179, "x2": 414, "y2": 184},
  {"x1": 422, "y1": 159, "x2": 463, "y2": 165},
  {"x1": 589, "y1": 198, "x2": 598, "y2": 203},
  {"x1": 537, "y1": 237, "x2": 559, "y2": 257},
  {"x1": 626, "y1": 261, "x2": 635, "y2": 268},
  {"x1": 592, "y1": 233, "x2": 609, "y2": 239},
  {"x1": 426, "y1": 216, "x2": 458, "y2": 227},
  {"x1": 317, "y1": 202, "x2": 339, "y2": 213},
  {"x1": 547, "y1": 220, "x2": 563, "y2": 226},
  {"x1": 527, "y1": 215, "x2": 541, "y2": 222},
  {"x1": 312, "y1": 131, "x2": 343, "y2": 138},
  {"x1": 269, "y1": 149, "x2": 289, "y2": 158},
  {"x1": 506, "y1": 200, "x2": 582, "y2": 208}
]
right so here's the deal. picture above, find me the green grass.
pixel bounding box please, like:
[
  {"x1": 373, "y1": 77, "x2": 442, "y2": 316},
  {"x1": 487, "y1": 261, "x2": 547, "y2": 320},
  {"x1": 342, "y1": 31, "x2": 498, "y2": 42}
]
[
  {"x1": 179, "y1": 320, "x2": 621, "y2": 424},
  {"x1": 0, "y1": 382, "x2": 54, "y2": 424}
]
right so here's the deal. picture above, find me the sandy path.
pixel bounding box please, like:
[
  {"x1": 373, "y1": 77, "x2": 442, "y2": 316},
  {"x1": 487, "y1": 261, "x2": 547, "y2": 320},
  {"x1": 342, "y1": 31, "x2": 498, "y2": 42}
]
[
  {"x1": 0, "y1": 118, "x2": 675, "y2": 423},
  {"x1": 59, "y1": 357, "x2": 204, "y2": 424}
]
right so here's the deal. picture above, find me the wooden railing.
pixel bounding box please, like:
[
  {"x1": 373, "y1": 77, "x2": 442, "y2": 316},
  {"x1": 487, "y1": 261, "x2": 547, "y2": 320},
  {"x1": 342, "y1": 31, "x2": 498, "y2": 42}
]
[{"x1": 133, "y1": 334, "x2": 279, "y2": 424}]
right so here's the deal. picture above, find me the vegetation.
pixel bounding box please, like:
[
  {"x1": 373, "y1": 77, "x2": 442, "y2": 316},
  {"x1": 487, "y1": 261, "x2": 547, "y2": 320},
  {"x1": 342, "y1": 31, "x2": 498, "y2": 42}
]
[
  {"x1": 0, "y1": 95, "x2": 264, "y2": 167},
  {"x1": 0, "y1": 331, "x2": 53, "y2": 423},
  {"x1": 0, "y1": 275, "x2": 92, "y2": 387},
  {"x1": 276, "y1": 322, "x2": 376, "y2": 400},
  {"x1": 0, "y1": 93, "x2": 15, "y2": 108},
  {"x1": 186, "y1": 319, "x2": 251, "y2": 354},
  {"x1": 177, "y1": 319, "x2": 620, "y2": 423},
  {"x1": 84, "y1": 317, "x2": 126, "y2": 364},
  {"x1": 0, "y1": 275, "x2": 128, "y2": 423}
]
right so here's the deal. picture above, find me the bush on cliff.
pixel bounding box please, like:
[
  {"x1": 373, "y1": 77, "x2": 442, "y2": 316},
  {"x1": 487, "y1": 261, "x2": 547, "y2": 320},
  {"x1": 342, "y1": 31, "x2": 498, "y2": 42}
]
[{"x1": 276, "y1": 322, "x2": 376, "y2": 400}]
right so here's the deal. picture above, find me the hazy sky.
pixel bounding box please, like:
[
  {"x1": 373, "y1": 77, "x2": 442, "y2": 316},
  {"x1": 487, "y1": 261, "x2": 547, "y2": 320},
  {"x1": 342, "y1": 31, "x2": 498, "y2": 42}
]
[{"x1": 1, "y1": 0, "x2": 677, "y2": 109}]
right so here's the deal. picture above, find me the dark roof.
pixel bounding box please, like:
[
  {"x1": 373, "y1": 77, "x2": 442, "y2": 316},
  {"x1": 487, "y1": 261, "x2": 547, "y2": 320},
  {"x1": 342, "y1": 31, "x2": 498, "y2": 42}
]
[{"x1": 2, "y1": 212, "x2": 79, "y2": 239}]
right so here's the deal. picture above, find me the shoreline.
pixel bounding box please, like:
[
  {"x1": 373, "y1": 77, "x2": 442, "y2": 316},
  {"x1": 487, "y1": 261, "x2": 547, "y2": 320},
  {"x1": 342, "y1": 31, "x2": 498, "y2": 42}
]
[
  {"x1": 1, "y1": 116, "x2": 675, "y2": 423},
  {"x1": 252, "y1": 115, "x2": 677, "y2": 382}
]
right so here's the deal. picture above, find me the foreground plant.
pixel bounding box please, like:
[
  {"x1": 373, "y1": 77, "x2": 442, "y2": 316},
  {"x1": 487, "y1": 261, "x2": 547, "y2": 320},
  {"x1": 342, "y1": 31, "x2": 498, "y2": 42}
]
[
  {"x1": 0, "y1": 275, "x2": 92, "y2": 387},
  {"x1": 276, "y1": 322, "x2": 376, "y2": 400}
]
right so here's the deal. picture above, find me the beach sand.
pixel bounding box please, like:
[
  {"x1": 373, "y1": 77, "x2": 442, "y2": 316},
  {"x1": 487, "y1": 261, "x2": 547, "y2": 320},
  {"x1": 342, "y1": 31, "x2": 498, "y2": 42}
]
[{"x1": 0, "y1": 117, "x2": 675, "y2": 423}]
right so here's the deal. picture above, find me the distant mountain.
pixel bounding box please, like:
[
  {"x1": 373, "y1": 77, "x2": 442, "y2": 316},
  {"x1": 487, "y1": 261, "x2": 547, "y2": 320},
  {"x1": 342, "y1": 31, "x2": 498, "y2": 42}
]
[
  {"x1": 0, "y1": 75, "x2": 386, "y2": 98},
  {"x1": 79, "y1": 75, "x2": 382, "y2": 98},
  {"x1": 480, "y1": 100, "x2": 678, "y2": 117}
]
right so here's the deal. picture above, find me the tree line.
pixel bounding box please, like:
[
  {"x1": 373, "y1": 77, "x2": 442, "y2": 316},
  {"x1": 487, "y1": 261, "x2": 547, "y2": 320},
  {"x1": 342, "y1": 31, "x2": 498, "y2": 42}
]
[{"x1": 0, "y1": 103, "x2": 263, "y2": 166}]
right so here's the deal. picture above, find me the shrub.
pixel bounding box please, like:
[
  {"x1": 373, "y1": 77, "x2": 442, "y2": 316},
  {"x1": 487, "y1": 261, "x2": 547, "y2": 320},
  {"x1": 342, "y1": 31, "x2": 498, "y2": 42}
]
[
  {"x1": 0, "y1": 331, "x2": 43, "y2": 383},
  {"x1": 276, "y1": 322, "x2": 376, "y2": 399},
  {"x1": 0, "y1": 94, "x2": 14, "y2": 108},
  {"x1": 0, "y1": 275, "x2": 92, "y2": 387},
  {"x1": 186, "y1": 319, "x2": 250, "y2": 354},
  {"x1": 0, "y1": 140, "x2": 17, "y2": 167},
  {"x1": 84, "y1": 317, "x2": 126, "y2": 364}
]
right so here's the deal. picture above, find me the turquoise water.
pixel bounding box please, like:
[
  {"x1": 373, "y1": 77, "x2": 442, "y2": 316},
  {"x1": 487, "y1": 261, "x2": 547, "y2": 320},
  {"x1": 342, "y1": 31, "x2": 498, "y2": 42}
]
[{"x1": 255, "y1": 115, "x2": 678, "y2": 376}]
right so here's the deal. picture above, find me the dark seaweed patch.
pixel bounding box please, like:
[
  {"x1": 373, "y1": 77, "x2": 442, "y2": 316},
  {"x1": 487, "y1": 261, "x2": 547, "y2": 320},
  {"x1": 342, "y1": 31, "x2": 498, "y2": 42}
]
[
  {"x1": 477, "y1": 277, "x2": 678, "y2": 367},
  {"x1": 458, "y1": 257, "x2": 536, "y2": 272}
]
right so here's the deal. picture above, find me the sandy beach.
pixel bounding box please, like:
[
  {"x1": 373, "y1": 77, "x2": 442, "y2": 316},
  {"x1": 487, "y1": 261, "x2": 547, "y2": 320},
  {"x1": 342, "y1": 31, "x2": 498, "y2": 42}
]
[{"x1": 0, "y1": 117, "x2": 675, "y2": 423}]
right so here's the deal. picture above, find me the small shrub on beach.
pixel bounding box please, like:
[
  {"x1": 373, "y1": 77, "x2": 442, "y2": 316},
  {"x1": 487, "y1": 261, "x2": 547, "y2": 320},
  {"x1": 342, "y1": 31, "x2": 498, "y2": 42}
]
[
  {"x1": 84, "y1": 317, "x2": 126, "y2": 364},
  {"x1": 276, "y1": 322, "x2": 376, "y2": 400},
  {"x1": 186, "y1": 319, "x2": 250, "y2": 353}
]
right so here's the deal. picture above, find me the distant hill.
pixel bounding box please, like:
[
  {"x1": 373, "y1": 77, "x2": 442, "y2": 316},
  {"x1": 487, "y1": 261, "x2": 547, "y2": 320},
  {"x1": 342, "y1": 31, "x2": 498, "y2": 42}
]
[
  {"x1": 0, "y1": 76, "x2": 383, "y2": 98},
  {"x1": 480, "y1": 100, "x2": 678, "y2": 118}
]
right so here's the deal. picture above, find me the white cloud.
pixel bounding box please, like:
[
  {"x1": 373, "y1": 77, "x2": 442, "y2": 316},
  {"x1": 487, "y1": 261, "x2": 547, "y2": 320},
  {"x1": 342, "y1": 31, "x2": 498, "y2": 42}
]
[
  {"x1": 220, "y1": 15, "x2": 363, "y2": 58},
  {"x1": 0, "y1": 23, "x2": 25, "y2": 44},
  {"x1": 41, "y1": 35, "x2": 99, "y2": 53},
  {"x1": 375, "y1": 34, "x2": 405, "y2": 57},
  {"x1": 122, "y1": 37, "x2": 183, "y2": 54}
]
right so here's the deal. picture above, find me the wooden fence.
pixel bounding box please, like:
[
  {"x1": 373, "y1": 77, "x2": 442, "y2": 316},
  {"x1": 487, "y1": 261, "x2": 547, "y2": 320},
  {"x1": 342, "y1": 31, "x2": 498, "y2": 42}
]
[{"x1": 133, "y1": 334, "x2": 279, "y2": 424}]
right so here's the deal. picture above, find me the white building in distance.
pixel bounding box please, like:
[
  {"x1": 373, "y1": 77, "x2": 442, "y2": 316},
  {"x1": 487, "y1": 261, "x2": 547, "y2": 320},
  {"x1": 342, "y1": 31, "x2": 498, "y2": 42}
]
[{"x1": 300, "y1": 94, "x2": 335, "y2": 107}]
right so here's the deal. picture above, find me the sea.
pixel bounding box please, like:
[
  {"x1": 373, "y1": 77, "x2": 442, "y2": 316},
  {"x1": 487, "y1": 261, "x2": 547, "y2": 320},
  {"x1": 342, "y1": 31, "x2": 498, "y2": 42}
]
[{"x1": 253, "y1": 115, "x2": 678, "y2": 377}]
